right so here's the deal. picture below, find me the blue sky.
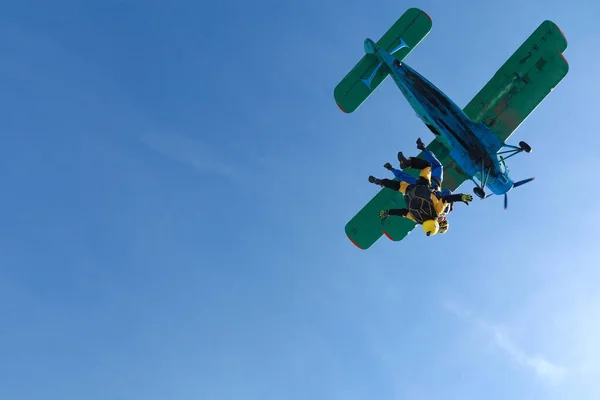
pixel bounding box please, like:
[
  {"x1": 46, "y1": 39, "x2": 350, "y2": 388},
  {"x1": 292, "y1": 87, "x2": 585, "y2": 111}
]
[{"x1": 0, "y1": 0, "x2": 599, "y2": 399}]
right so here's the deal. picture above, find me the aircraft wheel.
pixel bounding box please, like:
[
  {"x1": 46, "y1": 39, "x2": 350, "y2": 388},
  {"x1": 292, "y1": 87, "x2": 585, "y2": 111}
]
[
  {"x1": 473, "y1": 187, "x2": 486, "y2": 199},
  {"x1": 519, "y1": 141, "x2": 532, "y2": 153}
]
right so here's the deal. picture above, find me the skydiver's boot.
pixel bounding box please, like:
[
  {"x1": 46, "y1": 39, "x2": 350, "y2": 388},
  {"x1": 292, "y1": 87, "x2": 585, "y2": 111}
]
[
  {"x1": 416, "y1": 138, "x2": 426, "y2": 151},
  {"x1": 384, "y1": 162, "x2": 392, "y2": 170},
  {"x1": 369, "y1": 176, "x2": 401, "y2": 191},
  {"x1": 369, "y1": 176, "x2": 383, "y2": 186},
  {"x1": 397, "y1": 152, "x2": 410, "y2": 169}
]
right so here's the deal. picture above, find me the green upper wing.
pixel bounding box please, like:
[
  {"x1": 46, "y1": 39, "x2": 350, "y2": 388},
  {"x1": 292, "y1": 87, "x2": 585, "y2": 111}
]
[
  {"x1": 334, "y1": 8, "x2": 432, "y2": 114},
  {"x1": 345, "y1": 139, "x2": 470, "y2": 249},
  {"x1": 463, "y1": 20, "x2": 569, "y2": 145}
]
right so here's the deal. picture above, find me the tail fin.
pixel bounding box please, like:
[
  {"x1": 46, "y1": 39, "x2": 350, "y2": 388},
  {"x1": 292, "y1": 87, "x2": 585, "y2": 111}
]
[{"x1": 334, "y1": 8, "x2": 432, "y2": 113}]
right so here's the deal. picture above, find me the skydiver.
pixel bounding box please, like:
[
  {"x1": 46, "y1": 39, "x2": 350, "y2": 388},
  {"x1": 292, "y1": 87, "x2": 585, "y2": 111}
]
[
  {"x1": 383, "y1": 138, "x2": 454, "y2": 233},
  {"x1": 368, "y1": 153, "x2": 472, "y2": 236}
]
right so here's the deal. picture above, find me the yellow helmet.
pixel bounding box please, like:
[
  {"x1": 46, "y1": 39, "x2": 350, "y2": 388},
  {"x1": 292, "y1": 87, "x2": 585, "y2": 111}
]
[{"x1": 422, "y1": 219, "x2": 440, "y2": 236}]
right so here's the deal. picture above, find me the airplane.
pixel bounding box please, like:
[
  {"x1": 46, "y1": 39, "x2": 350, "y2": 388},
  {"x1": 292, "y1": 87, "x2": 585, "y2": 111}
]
[{"x1": 335, "y1": 8, "x2": 569, "y2": 249}]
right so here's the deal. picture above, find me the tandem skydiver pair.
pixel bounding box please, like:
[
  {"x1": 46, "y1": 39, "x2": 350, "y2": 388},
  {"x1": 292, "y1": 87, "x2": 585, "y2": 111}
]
[{"x1": 368, "y1": 138, "x2": 473, "y2": 236}]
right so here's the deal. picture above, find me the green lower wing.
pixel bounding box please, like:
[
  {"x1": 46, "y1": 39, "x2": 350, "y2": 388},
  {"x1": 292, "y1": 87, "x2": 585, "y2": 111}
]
[
  {"x1": 345, "y1": 181, "x2": 412, "y2": 250},
  {"x1": 334, "y1": 8, "x2": 432, "y2": 113},
  {"x1": 463, "y1": 20, "x2": 569, "y2": 144},
  {"x1": 346, "y1": 139, "x2": 470, "y2": 249}
]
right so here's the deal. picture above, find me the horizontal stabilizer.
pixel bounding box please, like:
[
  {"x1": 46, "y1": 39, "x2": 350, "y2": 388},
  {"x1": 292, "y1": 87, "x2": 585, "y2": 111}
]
[{"x1": 334, "y1": 8, "x2": 432, "y2": 113}]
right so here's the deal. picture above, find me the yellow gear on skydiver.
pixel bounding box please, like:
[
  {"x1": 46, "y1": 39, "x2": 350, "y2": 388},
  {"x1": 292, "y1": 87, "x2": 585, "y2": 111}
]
[{"x1": 422, "y1": 219, "x2": 439, "y2": 236}]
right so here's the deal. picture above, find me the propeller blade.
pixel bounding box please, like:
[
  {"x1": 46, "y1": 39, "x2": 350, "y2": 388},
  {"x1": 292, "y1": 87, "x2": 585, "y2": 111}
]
[
  {"x1": 504, "y1": 193, "x2": 508, "y2": 209},
  {"x1": 513, "y1": 177, "x2": 535, "y2": 188}
]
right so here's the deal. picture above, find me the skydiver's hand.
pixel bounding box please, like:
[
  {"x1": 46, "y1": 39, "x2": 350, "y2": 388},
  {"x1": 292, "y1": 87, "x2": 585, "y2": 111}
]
[
  {"x1": 379, "y1": 210, "x2": 389, "y2": 220},
  {"x1": 460, "y1": 194, "x2": 473, "y2": 205}
]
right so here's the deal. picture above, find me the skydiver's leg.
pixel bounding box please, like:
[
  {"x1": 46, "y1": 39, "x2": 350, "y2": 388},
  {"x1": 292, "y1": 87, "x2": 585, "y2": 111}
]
[
  {"x1": 417, "y1": 165, "x2": 432, "y2": 184},
  {"x1": 384, "y1": 162, "x2": 417, "y2": 184},
  {"x1": 414, "y1": 138, "x2": 446, "y2": 189},
  {"x1": 401, "y1": 156, "x2": 432, "y2": 185},
  {"x1": 398, "y1": 151, "x2": 431, "y2": 170},
  {"x1": 403, "y1": 156, "x2": 431, "y2": 170},
  {"x1": 422, "y1": 149, "x2": 443, "y2": 189},
  {"x1": 417, "y1": 138, "x2": 443, "y2": 187},
  {"x1": 397, "y1": 152, "x2": 410, "y2": 169},
  {"x1": 368, "y1": 176, "x2": 411, "y2": 194},
  {"x1": 391, "y1": 168, "x2": 417, "y2": 184}
]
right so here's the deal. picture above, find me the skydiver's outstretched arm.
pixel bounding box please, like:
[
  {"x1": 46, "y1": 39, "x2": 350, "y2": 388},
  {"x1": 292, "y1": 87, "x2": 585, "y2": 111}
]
[
  {"x1": 441, "y1": 193, "x2": 473, "y2": 205},
  {"x1": 380, "y1": 208, "x2": 417, "y2": 222},
  {"x1": 388, "y1": 209, "x2": 410, "y2": 217}
]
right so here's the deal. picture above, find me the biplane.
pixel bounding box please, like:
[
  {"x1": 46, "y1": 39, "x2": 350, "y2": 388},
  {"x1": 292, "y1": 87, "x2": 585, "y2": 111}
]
[{"x1": 335, "y1": 8, "x2": 569, "y2": 249}]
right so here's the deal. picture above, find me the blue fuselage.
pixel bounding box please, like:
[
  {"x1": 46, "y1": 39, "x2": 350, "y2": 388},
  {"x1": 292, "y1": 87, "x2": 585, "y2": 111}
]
[{"x1": 384, "y1": 58, "x2": 516, "y2": 195}]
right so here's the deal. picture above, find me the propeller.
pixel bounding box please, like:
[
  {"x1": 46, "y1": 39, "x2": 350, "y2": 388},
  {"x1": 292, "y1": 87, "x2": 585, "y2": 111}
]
[
  {"x1": 513, "y1": 177, "x2": 535, "y2": 188},
  {"x1": 504, "y1": 177, "x2": 535, "y2": 209}
]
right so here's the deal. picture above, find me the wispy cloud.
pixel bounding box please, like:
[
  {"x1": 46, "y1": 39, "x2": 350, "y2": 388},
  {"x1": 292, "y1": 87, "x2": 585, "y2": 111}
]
[
  {"x1": 443, "y1": 301, "x2": 567, "y2": 384},
  {"x1": 140, "y1": 131, "x2": 237, "y2": 179}
]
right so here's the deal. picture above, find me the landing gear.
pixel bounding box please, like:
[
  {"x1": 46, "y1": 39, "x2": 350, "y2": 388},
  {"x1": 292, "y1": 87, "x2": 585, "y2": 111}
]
[
  {"x1": 519, "y1": 141, "x2": 532, "y2": 153},
  {"x1": 471, "y1": 157, "x2": 492, "y2": 199},
  {"x1": 498, "y1": 141, "x2": 532, "y2": 160},
  {"x1": 473, "y1": 187, "x2": 486, "y2": 199},
  {"x1": 471, "y1": 140, "x2": 532, "y2": 201}
]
